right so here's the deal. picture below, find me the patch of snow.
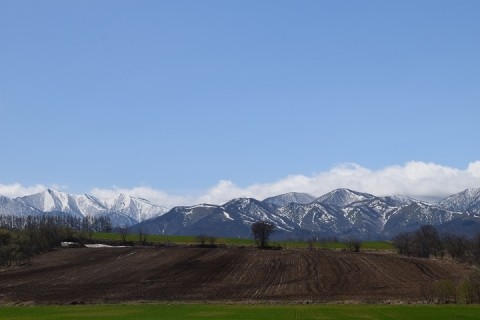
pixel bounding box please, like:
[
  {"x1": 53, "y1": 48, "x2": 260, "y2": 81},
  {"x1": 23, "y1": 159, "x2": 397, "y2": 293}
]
[
  {"x1": 84, "y1": 244, "x2": 126, "y2": 248},
  {"x1": 223, "y1": 211, "x2": 233, "y2": 220}
]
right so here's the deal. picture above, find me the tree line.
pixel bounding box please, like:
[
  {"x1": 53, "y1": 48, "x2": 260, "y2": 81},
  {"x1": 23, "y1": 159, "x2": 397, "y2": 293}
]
[
  {"x1": 393, "y1": 225, "x2": 480, "y2": 263},
  {"x1": 0, "y1": 214, "x2": 112, "y2": 267},
  {"x1": 392, "y1": 225, "x2": 480, "y2": 303}
]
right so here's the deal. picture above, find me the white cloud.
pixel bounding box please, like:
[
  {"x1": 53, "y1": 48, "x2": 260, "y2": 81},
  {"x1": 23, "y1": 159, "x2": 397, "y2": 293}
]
[
  {"x1": 468, "y1": 161, "x2": 480, "y2": 178},
  {"x1": 2, "y1": 161, "x2": 480, "y2": 207},
  {"x1": 90, "y1": 161, "x2": 480, "y2": 206},
  {"x1": 0, "y1": 183, "x2": 51, "y2": 199}
]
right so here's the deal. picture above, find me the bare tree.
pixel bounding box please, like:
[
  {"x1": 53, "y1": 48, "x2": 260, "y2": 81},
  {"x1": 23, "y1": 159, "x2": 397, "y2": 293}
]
[
  {"x1": 196, "y1": 235, "x2": 217, "y2": 247},
  {"x1": 251, "y1": 220, "x2": 275, "y2": 248},
  {"x1": 95, "y1": 216, "x2": 112, "y2": 233},
  {"x1": 394, "y1": 225, "x2": 443, "y2": 258},
  {"x1": 138, "y1": 229, "x2": 147, "y2": 245},
  {"x1": 118, "y1": 227, "x2": 128, "y2": 243},
  {"x1": 468, "y1": 269, "x2": 480, "y2": 303},
  {"x1": 207, "y1": 235, "x2": 217, "y2": 246},
  {"x1": 81, "y1": 215, "x2": 95, "y2": 240},
  {"x1": 417, "y1": 225, "x2": 442, "y2": 258},
  {"x1": 347, "y1": 238, "x2": 362, "y2": 252},
  {"x1": 307, "y1": 238, "x2": 315, "y2": 251},
  {"x1": 196, "y1": 235, "x2": 207, "y2": 246},
  {"x1": 443, "y1": 233, "x2": 468, "y2": 261},
  {"x1": 393, "y1": 232, "x2": 412, "y2": 256},
  {"x1": 471, "y1": 233, "x2": 480, "y2": 264}
]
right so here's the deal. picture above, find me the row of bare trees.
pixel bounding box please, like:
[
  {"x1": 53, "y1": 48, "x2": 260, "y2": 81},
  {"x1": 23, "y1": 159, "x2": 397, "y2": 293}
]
[
  {"x1": 393, "y1": 225, "x2": 480, "y2": 263},
  {"x1": 0, "y1": 214, "x2": 112, "y2": 267},
  {"x1": 0, "y1": 214, "x2": 112, "y2": 235}
]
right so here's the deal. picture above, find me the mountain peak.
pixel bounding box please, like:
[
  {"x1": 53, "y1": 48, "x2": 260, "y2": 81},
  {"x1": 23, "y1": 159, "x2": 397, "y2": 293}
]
[
  {"x1": 16, "y1": 189, "x2": 67, "y2": 213},
  {"x1": 263, "y1": 192, "x2": 316, "y2": 207},
  {"x1": 437, "y1": 188, "x2": 480, "y2": 214},
  {"x1": 15, "y1": 189, "x2": 105, "y2": 217},
  {"x1": 223, "y1": 197, "x2": 259, "y2": 207},
  {"x1": 108, "y1": 194, "x2": 168, "y2": 222},
  {"x1": 316, "y1": 188, "x2": 375, "y2": 207}
]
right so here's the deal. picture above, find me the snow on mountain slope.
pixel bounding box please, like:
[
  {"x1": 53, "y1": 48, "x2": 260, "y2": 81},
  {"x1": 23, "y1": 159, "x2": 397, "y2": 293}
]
[
  {"x1": 222, "y1": 198, "x2": 294, "y2": 231},
  {"x1": 106, "y1": 193, "x2": 168, "y2": 222},
  {"x1": 341, "y1": 203, "x2": 385, "y2": 233},
  {"x1": 13, "y1": 189, "x2": 168, "y2": 227},
  {"x1": 262, "y1": 192, "x2": 316, "y2": 207},
  {"x1": 276, "y1": 201, "x2": 350, "y2": 234},
  {"x1": 315, "y1": 188, "x2": 375, "y2": 207},
  {"x1": 0, "y1": 195, "x2": 42, "y2": 217},
  {"x1": 437, "y1": 188, "x2": 480, "y2": 215},
  {"x1": 383, "y1": 202, "x2": 462, "y2": 235},
  {"x1": 342, "y1": 196, "x2": 412, "y2": 229},
  {"x1": 15, "y1": 189, "x2": 105, "y2": 217}
]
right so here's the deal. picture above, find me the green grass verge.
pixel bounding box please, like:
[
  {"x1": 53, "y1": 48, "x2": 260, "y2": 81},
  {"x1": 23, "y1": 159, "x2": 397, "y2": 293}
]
[
  {"x1": 92, "y1": 232, "x2": 394, "y2": 250},
  {"x1": 2, "y1": 304, "x2": 480, "y2": 320}
]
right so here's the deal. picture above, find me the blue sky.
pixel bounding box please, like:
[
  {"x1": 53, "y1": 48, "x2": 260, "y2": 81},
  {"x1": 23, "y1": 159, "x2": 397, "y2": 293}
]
[{"x1": 1, "y1": 1, "x2": 479, "y2": 205}]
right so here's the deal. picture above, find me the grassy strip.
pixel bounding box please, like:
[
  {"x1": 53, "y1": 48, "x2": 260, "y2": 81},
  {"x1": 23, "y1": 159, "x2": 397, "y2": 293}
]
[
  {"x1": 1, "y1": 304, "x2": 480, "y2": 320},
  {"x1": 92, "y1": 232, "x2": 394, "y2": 250}
]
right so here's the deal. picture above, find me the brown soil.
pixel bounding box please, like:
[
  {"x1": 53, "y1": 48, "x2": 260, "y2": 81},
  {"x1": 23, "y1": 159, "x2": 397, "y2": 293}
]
[{"x1": 0, "y1": 247, "x2": 468, "y2": 304}]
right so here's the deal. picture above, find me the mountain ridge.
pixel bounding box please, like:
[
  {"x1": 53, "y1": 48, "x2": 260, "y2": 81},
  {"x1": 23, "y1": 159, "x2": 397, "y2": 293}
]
[
  {"x1": 131, "y1": 188, "x2": 480, "y2": 239},
  {"x1": 1, "y1": 188, "x2": 480, "y2": 238},
  {"x1": 10, "y1": 189, "x2": 168, "y2": 227}
]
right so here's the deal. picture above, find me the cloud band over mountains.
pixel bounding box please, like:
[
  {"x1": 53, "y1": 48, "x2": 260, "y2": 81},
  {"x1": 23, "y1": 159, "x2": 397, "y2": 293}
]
[{"x1": 2, "y1": 161, "x2": 480, "y2": 207}]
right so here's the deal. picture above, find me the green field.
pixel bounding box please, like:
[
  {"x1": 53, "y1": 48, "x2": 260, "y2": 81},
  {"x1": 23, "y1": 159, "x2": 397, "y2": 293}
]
[
  {"x1": 2, "y1": 304, "x2": 480, "y2": 320},
  {"x1": 92, "y1": 232, "x2": 394, "y2": 250}
]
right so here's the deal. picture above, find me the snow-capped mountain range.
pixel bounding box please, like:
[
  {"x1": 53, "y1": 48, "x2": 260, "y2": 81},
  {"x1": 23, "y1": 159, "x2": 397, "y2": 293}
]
[
  {"x1": 1, "y1": 188, "x2": 480, "y2": 239},
  {"x1": 1, "y1": 189, "x2": 168, "y2": 227},
  {"x1": 131, "y1": 188, "x2": 480, "y2": 239}
]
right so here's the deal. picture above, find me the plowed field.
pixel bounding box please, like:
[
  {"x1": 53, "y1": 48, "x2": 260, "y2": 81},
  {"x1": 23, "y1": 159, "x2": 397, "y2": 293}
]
[{"x1": 0, "y1": 247, "x2": 467, "y2": 304}]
